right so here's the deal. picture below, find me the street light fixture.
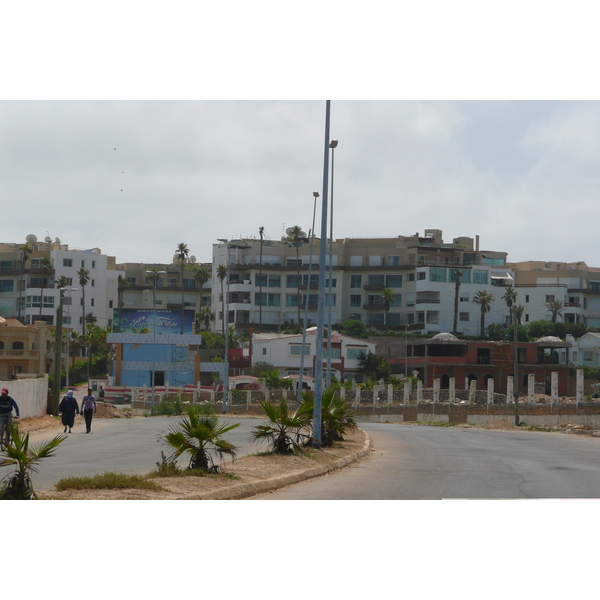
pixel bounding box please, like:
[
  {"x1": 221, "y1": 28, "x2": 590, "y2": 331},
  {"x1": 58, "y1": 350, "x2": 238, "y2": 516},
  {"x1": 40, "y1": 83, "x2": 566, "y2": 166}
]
[
  {"x1": 326, "y1": 139, "x2": 338, "y2": 388},
  {"x1": 146, "y1": 269, "x2": 166, "y2": 412},
  {"x1": 217, "y1": 239, "x2": 251, "y2": 414}
]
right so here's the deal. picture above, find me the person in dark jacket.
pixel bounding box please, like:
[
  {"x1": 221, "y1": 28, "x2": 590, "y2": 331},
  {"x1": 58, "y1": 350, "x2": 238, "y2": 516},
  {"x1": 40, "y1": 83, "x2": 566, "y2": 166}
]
[
  {"x1": 59, "y1": 390, "x2": 79, "y2": 433},
  {"x1": 0, "y1": 387, "x2": 19, "y2": 447}
]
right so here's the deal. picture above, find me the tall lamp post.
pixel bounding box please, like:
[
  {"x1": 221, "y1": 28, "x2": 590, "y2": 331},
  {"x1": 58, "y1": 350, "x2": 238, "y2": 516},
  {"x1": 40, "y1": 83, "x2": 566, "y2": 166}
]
[
  {"x1": 326, "y1": 139, "x2": 338, "y2": 389},
  {"x1": 217, "y1": 239, "x2": 250, "y2": 414},
  {"x1": 146, "y1": 269, "x2": 166, "y2": 412},
  {"x1": 297, "y1": 191, "x2": 319, "y2": 404},
  {"x1": 64, "y1": 287, "x2": 78, "y2": 392}
]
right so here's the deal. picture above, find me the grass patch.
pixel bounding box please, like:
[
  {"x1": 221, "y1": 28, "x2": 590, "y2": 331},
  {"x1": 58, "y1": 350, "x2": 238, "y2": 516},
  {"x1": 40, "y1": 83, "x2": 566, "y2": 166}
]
[{"x1": 55, "y1": 472, "x2": 165, "y2": 491}]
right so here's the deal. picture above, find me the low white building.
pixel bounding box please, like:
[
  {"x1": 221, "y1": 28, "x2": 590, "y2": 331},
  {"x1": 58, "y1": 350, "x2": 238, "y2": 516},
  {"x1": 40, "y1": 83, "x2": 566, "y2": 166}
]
[
  {"x1": 570, "y1": 332, "x2": 600, "y2": 368},
  {"x1": 251, "y1": 328, "x2": 376, "y2": 383}
]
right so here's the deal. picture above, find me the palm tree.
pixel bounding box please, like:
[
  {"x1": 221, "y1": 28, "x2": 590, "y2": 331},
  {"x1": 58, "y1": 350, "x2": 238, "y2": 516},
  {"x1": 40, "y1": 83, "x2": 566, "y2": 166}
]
[
  {"x1": 381, "y1": 288, "x2": 395, "y2": 328},
  {"x1": 514, "y1": 304, "x2": 525, "y2": 325},
  {"x1": 502, "y1": 287, "x2": 518, "y2": 325},
  {"x1": 197, "y1": 306, "x2": 214, "y2": 331},
  {"x1": 193, "y1": 264, "x2": 210, "y2": 317},
  {"x1": 261, "y1": 370, "x2": 293, "y2": 391},
  {"x1": 164, "y1": 406, "x2": 239, "y2": 472},
  {"x1": 286, "y1": 225, "x2": 306, "y2": 327},
  {"x1": 17, "y1": 243, "x2": 32, "y2": 322},
  {"x1": 77, "y1": 268, "x2": 91, "y2": 336},
  {"x1": 117, "y1": 274, "x2": 129, "y2": 332},
  {"x1": 472, "y1": 290, "x2": 495, "y2": 338},
  {"x1": 301, "y1": 389, "x2": 357, "y2": 447},
  {"x1": 0, "y1": 422, "x2": 66, "y2": 499},
  {"x1": 546, "y1": 299, "x2": 564, "y2": 325},
  {"x1": 357, "y1": 350, "x2": 390, "y2": 381},
  {"x1": 217, "y1": 264, "x2": 228, "y2": 336},
  {"x1": 250, "y1": 397, "x2": 313, "y2": 454},
  {"x1": 38, "y1": 256, "x2": 53, "y2": 320},
  {"x1": 452, "y1": 269, "x2": 464, "y2": 334},
  {"x1": 175, "y1": 243, "x2": 190, "y2": 334},
  {"x1": 146, "y1": 267, "x2": 162, "y2": 308}
]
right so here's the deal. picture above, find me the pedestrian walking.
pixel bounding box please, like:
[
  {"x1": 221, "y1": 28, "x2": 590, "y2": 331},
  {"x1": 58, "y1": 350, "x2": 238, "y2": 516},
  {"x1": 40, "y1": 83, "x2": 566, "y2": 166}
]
[
  {"x1": 59, "y1": 390, "x2": 79, "y2": 433},
  {"x1": 0, "y1": 388, "x2": 19, "y2": 447},
  {"x1": 81, "y1": 388, "x2": 97, "y2": 433},
  {"x1": 98, "y1": 386, "x2": 105, "y2": 402}
]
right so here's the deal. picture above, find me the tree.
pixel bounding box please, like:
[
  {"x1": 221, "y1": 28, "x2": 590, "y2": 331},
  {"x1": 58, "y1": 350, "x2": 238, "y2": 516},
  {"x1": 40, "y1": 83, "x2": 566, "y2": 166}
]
[
  {"x1": 381, "y1": 288, "x2": 395, "y2": 328},
  {"x1": 17, "y1": 243, "x2": 32, "y2": 322},
  {"x1": 357, "y1": 351, "x2": 390, "y2": 381},
  {"x1": 175, "y1": 243, "x2": 190, "y2": 334},
  {"x1": 338, "y1": 319, "x2": 368, "y2": 339},
  {"x1": 502, "y1": 287, "x2": 518, "y2": 325},
  {"x1": 261, "y1": 370, "x2": 293, "y2": 391},
  {"x1": 472, "y1": 290, "x2": 495, "y2": 338},
  {"x1": 38, "y1": 256, "x2": 53, "y2": 320},
  {"x1": 258, "y1": 226, "x2": 265, "y2": 327},
  {"x1": 452, "y1": 269, "x2": 464, "y2": 333},
  {"x1": 286, "y1": 225, "x2": 307, "y2": 326},
  {"x1": 301, "y1": 389, "x2": 357, "y2": 447},
  {"x1": 0, "y1": 423, "x2": 65, "y2": 499},
  {"x1": 192, "y1": 264, "x2": 210, "y2": 317},
  {"x1": 250, "y1": 398, "x2": 313, "y2": 454},
  {"x1": 117, "y1": 274, "x2": 129, "y2": 332},
  {"x1": 145, "y1": 267, "x2": 163, "y2": 310},
  {"x1": 546, "y1": 299, "x2": 564, "y2": 325},
  {"x1": 196, "y1": 306, "x2": 214, "y2": 332},
  {"x1": 514, "y1": 304, "x2": 525, "y2": 325},
  {"x1": 217, "y1": 264, "x2": 228, "y2": 336},
  {"x1": 164, "y1": 406, "x2": 239, "y2": 472},
  {"x1": 77, "y1": 268, "x2": 91, "y2": 336}
]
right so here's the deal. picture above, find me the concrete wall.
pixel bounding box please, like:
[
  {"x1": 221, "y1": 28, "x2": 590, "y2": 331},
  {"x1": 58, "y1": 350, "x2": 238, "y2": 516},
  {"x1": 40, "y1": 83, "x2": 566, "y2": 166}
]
[{"x1": 0, "y1": 375, "x2": 48, "y2": 419}]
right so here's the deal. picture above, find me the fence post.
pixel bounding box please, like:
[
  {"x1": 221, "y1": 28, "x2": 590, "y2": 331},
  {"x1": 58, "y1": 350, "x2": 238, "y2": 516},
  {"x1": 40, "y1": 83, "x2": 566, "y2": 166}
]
[
  {"x1": 416, "y1": 380, "x2": 423, "y2": 403},
  {"x1": 576, "y1": 369, "x2": 584, "y2": 406},
  {"x1": 487, "y1": 378, "x2": 494, "y2": 406},
  {"x1": 433, "y1": 378, "x2": 440, "y2": 404},
  {"x1": 507, "y1": 376, "x2": 514, "y2": 404},
  {"x1": 551, "y1": 372, "x2": 558, "y2": 405},
  {"x1": 449, "y1": 377, "x2": 455, "y2": 404},
  {"x1": 528, "y1": 374, "x2": 535, "y2": 405},
  {"x1": 468, "y1": 379, "x2": 476, "y2": 404}
]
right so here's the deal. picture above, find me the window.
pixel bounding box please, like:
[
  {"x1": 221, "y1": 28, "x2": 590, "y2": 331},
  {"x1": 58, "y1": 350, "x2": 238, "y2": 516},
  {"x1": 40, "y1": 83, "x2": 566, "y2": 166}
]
[
  {"x1": 0, "y1": 261, "x2": 13, "y2": 270},
  {"x1": 369, "y1": 255, "x2": 381, "y2": 266},
  {"x1": 109, "y1": 300, "x2": 113, "y2": 308},
  {"x1": 330, "y1": 348, "x2": 341, "y2": 359},
  {"x1": 350, "y1": 275, "x2": 362, "y2": 288},
  {"x1": 482, "y1": 257, "x2": 505, "y2": 266},
  {"x1": 256, "y1": 274, "x2": 281, "y2": 288},
  {"x1": 407, "y1": 273, "x2": 415, "y2": 282},
  {"x1": 426, "y1": 311, "x2": 439, "y2": 324},
  {"x1": 386, "y1": 274, "x2": 402, "y2": 288},
  {"x1": 290, "y1": 345, "x2": 310, "y2": 356},
  {"x1": 63, "y1": 259, "x2": 73, "y2": 267},
  {"x1": 418, "y1": 272, "x2": 426, "y2": 280},
  {"x1": 183, "y1": 278, "x2": 196, "y2": 288},
  {"x1": 127, "y1": 277, "x2": 137, "y2": 285},
  {"x1": 81, "y1": 260, "x2": 85, "y2": 268},
  {"x1": 350, "y1": 256, "x2": 363, "y2": 267},
  {"x1": 0, "y1": 280, "x2": 14, "y2": 292},
  {"x1": 388, "y1": 255, "x2": 400, "y2": 266},
  {"x1": 367, "y1": 314, "x2": 385, "y2": 326},
  {"x1": 406, "y1": 293, "x2": 415, "y2": 307},
  {"x1": 43, "y1": 296, "x2": 54, "y2": 308},
  {"x1": 286, "y1": 294, "x2": 299, "y2": 307},
  {"x1": 545, "y1": 295, "x2": 555, "y2": 303},
  {"x1": 459, "y1": 294, "x2": 470, "y2": 302},
  {"x1": 255, "y1": 293, "x2": 280, "y2": 306},
  {"x1": 286, "y1": 275, "x2": 299, "y2": 288},
  {"x1": 429, "y1": 268, "x2": 446, "y2": 282},
  {"x1": 472, "y1": 270, "x2": 488, "y2": 284},
  {"x1": 525, "y1": 295, "x2": 530, "y2": 303},
  {"x1": 350, "y1": 294, "x2": 362, "y2": 308},
  {"x1": 91, "y1": 298, "x2": 95, "y2": 306},
  {"x1": 168, "y1": 278, "x2": 177, "y2": 288},
  {"x1": 92, "y1": 260, "x2": 96, "y2": 269},
  {"x1": 347, "y1": 347, "x2": 364, "y2": 360},
  {"x1": 449, "y1": 270, "x2": 471, "y2": 284},
  {"x1": 368, "y1": 274, "x2": 385, "y2": 287},
  {"x1": 459, "y1": 312, "x2": 469, "y2": 321},
  {"x1": 12, "y1": 341, "x2": 24, "y2": 350}
]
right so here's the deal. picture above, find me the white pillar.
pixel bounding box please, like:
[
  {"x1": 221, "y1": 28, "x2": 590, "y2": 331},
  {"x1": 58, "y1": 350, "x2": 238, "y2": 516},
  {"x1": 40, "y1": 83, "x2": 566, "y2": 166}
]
[
  {"x1": 576, "y1": 369, "x2": 584, "y2": 405},
  {"x1": 449, "y1": 377, "x2": 456, "y2": 404},
  {"x1": 528, "y1": 374, "x2": 535, "y2": 404},
  {"x1": 507, "y1": 376, "x2": 514, "y2": 404},
  {"x1": 433, "y1": 378, "x2": 440, "y2": 403},
  {"x1": 417, "y1": 380, "x2": 423, "y2": 403},
  {"x1": 468, "y1": 379, "x2": 476, "y2": 404},
  {"x1": 551, "y1": 372, "x2": 558, "y2": 405},
  {"x1": 464, "y1": 376, "x2": 469, "y2": 391},
  {"x1": 404, "y1": 381, "x2": 410, "y2": 405},
  {"x1": 388, "y1": 383, "x2": 393, "y2": 405},
  {"x1": 487, "y1": 378, "x2": 494, "y2": 405}
]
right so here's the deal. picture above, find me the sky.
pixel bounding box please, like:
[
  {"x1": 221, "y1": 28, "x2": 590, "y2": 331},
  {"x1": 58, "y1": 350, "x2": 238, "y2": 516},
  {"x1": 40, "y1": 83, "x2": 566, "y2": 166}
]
[{"x1": 2, "y1": 99, "x2": 600, "y2": 268}]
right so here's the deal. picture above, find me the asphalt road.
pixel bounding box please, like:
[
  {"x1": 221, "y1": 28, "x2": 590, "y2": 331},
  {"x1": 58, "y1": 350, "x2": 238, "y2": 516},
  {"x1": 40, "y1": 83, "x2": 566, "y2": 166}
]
[
  {"x1": 0, "y1": 416, "x2": 267, "y2": 492},
  {"x1": 248, "y1": 423, "x2": 600, "y2": 499}
]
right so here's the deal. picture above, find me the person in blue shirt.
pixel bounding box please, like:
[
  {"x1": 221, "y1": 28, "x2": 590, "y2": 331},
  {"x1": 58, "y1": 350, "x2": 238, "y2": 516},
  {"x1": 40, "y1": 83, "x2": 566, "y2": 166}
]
[{"x1": 0, "y1": 387, "x2": 20, "y2": 447}]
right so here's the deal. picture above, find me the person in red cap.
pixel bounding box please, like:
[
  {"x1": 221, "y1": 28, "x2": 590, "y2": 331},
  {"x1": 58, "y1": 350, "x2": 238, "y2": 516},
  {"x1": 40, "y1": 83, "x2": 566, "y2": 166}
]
[{"x1": 0, "y1": 388, "x2": 20, "y2": 447}]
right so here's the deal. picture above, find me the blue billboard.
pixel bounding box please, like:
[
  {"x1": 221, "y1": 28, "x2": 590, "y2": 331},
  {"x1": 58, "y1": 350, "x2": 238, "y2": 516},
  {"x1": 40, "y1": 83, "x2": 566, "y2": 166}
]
[{"x1": 114, "y1": 308, "x2": 195, "y2": 335}]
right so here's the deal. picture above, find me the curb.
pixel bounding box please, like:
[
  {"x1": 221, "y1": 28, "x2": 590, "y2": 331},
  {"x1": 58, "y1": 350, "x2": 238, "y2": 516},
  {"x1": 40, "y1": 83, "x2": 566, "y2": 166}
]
[{"x1": 178, "y1": 430, "x2": 373, "y2": 500}]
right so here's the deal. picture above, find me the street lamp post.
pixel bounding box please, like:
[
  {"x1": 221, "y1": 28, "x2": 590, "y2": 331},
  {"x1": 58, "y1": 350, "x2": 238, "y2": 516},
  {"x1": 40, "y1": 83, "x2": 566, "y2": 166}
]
[
  {"x1": 326, "y1": 139, "x2": 338, "y2": 389},
  {"x1": 146, "y1": 269, "x2": 166, "y2": 412}
]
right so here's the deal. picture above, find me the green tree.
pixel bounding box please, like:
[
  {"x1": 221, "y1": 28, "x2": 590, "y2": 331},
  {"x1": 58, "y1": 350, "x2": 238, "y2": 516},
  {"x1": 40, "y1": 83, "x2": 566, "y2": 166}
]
[
  {"x1": 164, "y1": 406, "x2": 239, "y2": 472},
  {"x1": 472, "y1": 290, "x2": 495, "y2": 338},
  {"x1": 217, "y1": 264, "x2": 228, "y2": 336},
  {"x1": 301, "y1": 389, "x2": 357, "y2": 447},
  {"x1": 0, "y1": 422, "x2": 66, "y2": 499},
  {"x1": 502, "y1": 287, "x2": 518, "y2": 325},
  {"x1": 381, "y1": 288, "x2": 395, "y2": 327},
  {"x1": 193, "y1": 264, "x2": 210, "y2": 317},
  {"x1": 196, "y1": 306, "x2": 214, "y2": 332},
  {"x1": 527, "y1": 319, "x2": 555, "y2": 339},
  {"x1": 175, "y1": 243, "x2": 190, "y2": 334},
  {"x1": 117, "y1": 274, "x2": 129, "y2": 332},
  {"x1": 546, "y1": 299, "x2": 564, "y2": 325},
  {"x1": 338, "y1": 319, "x2": 368, "y2": 338},
  {"x1": 357, "y1": 351, "x2": 390, "y2": 381},
  {"x1": 286, "y1": 225, "x2": 307, "y2": 326},
  {"x1": 17, "y1": 243, "x2": 32, "y2": 322},
  {"x1": 38, "y1": 256, "x2": 53, "y2": 320},
  {"x1": 452, "y1": 269, "x2": 464, "y2": 334},
  {"x1": 77, "y1": 267, "x2": 91, "y2": 336},
  {"x1": 262, "y1": 370, "x2": 293, "y2": 391},
  {"x1": 250, "y1": 398, "x2": 313, "y2": 454}
]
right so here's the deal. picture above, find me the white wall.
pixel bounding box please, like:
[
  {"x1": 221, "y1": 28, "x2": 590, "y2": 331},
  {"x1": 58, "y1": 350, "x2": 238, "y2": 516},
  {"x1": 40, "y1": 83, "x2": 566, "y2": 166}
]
[{"x1": 0, "y1": 375, "x2": 48, "y2": 418}]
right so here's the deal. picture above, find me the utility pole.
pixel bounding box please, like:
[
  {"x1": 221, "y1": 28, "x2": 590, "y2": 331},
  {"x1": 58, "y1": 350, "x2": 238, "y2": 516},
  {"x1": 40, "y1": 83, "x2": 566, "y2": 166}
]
[
  {"x1": 52, "y1": 290, "x2": 65, "y2": 416},
  {"x1": 513, "y1": 309, "x2": 519, "y2": 426}
]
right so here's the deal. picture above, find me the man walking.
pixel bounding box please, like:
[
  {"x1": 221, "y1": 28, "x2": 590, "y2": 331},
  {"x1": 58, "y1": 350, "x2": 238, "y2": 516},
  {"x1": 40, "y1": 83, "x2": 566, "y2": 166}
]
[
  {"x1": 81, "y1": 388, "x2": 97, "y2": 433},
  {"x1": 0, "y1": 388, "x2": 20, "y2": 447}
]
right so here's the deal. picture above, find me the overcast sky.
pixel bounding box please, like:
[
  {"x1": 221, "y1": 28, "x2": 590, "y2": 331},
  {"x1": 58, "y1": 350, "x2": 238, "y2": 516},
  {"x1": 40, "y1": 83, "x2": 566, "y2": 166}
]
[{"x1": 2, "y1": 99, "x2": 600, "y2": 267}]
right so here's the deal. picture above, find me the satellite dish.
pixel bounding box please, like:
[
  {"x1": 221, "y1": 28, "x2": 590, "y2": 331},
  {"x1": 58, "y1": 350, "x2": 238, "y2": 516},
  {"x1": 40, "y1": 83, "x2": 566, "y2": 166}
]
[
  {"x1": 45, "y1": 236, "x2": 52, "y2": 243},
  {"x1": 285, "y1": 227, "x2": 295, "y2": 236},
  {"x1": 286, "y1": 227, "x2": 307, "y2": 238},
  {"x1": 26, "y1": 234, "x2": 37, "y2": 244},
  {"x1": 189, "y1": 255, "x2": 197, "y2": 264},
  {"x1": 55, "y1": 237, "x2": 61, "y2": 245}
]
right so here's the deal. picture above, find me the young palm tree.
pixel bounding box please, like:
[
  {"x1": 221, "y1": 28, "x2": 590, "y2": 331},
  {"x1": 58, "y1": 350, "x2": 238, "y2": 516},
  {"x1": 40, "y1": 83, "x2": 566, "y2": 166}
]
[
  {"x1": 193, "y1": 264, "x2": 210, "y2": 316},
  {"x1": 546, "y1": 299, "x2": 564, "y2": 325},
  {"x1": 472, "y1": 290, "x2": 495, "y2": 338},
  {"x1": 217, "y1": 264, "x2": 228, "y2": 336},
  {"x1": 17, "y1": 243, "x2": 32, "y2": 322},
  {"x1": 287, "y1": 225, "x2": 306, "y2": 326},
  {"x1": 381, "y1": 288, "x2": 395, "y2": 328},
  {"x1": 164, "y1": 406, "x2": 239, "y2": 472},
  {"x1": 175, "y1": 243, "x2": 190, "y2": 334},
  {"x1": 146, "y1": 267, "x2": 162, "y2": 308},
  {"x1": 38, "y1": 256, "x2": 53, "y2": 320},
  {"x1": 452, "y1": 269, "x2": 464, "y2": 333},
  {"x1": 301, "y1": 389, "x2": 357, "y2": 447},
  {"x1": 197, "y1": 306, "x2": 214, "y2": 331},
  {"x1": 261, "y1": 370, "x2": 293, "y2": 391},
  {"x1": 0, "y1": 422, "x2": 66, "y2": 499},
  {"x1": 502, "y1": 287, "x2": 518, "y2": 325},
  {"x1": 77, "y1": 267, "x2": 91, "y2": 336},
  {"x1": 514, "y1": 304, "x2": 525, "y2": 325},
  {"x1": 250, "y1": 397, "x2": 313, "y2": 454}
]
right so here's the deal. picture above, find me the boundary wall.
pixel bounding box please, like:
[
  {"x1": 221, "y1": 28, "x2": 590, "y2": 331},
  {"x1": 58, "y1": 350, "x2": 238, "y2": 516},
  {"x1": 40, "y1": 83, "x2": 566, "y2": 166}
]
[{"x1": 0, "y1": 375, "x2": 48, "y2": 419}]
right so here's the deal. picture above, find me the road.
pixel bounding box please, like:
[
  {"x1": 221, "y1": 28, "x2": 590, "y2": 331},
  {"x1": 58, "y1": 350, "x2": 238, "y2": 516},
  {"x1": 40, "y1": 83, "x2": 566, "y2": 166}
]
[
  {"x1": 248, "y1": 423, "x2": 600, "y2": 499},
  {"x1": 0, "y1": 416, "x2": 267, "y2": 492}
]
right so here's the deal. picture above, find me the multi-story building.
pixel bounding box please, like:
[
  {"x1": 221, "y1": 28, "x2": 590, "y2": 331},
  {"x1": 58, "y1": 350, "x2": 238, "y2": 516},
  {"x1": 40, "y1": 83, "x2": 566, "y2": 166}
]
[
  {"x1": 0, "y1": 234, "x2": 118, "y2": 331},
  {"x1": 212, "y1": 230, "x2": 513, "y2": 336},
  {"x1": 509, "y1": 261, "x2": 600, "y2": 328}
]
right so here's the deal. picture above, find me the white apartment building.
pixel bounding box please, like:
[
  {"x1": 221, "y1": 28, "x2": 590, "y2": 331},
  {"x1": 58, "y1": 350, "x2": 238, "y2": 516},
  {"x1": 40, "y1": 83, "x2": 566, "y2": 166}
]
[
  {"x1": 212, "y1": 229, "x2": 514, "y2": 336},
  {"x1": 0, "y1": 234, "x2": 118, "y2": 330}
]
